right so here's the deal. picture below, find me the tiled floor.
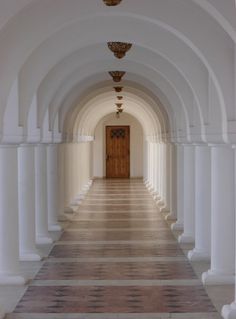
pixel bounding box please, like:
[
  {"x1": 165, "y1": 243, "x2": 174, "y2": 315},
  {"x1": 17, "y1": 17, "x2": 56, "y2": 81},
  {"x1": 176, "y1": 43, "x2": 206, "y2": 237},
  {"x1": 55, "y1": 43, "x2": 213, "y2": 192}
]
[{"x1": 5, "y1": 179, "x2": 229, "y2": 318}]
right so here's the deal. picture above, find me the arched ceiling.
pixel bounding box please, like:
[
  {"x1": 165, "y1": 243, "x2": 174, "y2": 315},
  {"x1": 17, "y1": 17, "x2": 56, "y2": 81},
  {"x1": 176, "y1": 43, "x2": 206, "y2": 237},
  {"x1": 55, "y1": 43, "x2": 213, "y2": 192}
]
[
  {"x1": 72, "y1": 92, "x2": 161, "y2": 140},
  {"x1": 0, "y1": 0, "x2": 235, "y2": 144}
]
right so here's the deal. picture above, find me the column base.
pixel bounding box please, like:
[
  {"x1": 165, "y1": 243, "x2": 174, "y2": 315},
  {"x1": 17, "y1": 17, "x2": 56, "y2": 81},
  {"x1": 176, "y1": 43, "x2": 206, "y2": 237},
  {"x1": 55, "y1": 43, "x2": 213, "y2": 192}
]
[
  {"x1": 0, "y1": 274, "x2": 26, "y2": 285},
  {"x1": 20, "y1": 252, "x2": 42, "y2": 261},
  {"x1": 36, "y1": 236, "x2": 53, "y2": 245},
  {"x1": 222, "y1": 302, "x2": 236, "y2": 319},
  {"x1": 48, "y1": 224, "x2": 62, "y2": 232},
  {"x1": 153, "y1": 194, "x2": 160, "y2": 201},
  {"x1": 157, "y1": 200, "x2": 164, "y2": 207},
  {"x1": 70, "y1": 199, "x2": 80, "y2": 206},
  {"x1": 171, "y1": 221, "x2": 183, "y2": 231},
  {"x1": 188, "y1": 248, "x2": 210, "y2": 261},
  {"x1": 178, "y1": 234, "x2": 194, "y2": 244},
  {"x1": 165, "y1": 212, "x2": 176, "y2": 221},
  {"x1": 58, "y1": 213, "x2": 68, "y2": 222},
  {"x1": 64, "y1": 206, "x2": 74, "y2": 214},
  {"x1": 202, "y1": 270, "x2": 235, "y2": 285}
]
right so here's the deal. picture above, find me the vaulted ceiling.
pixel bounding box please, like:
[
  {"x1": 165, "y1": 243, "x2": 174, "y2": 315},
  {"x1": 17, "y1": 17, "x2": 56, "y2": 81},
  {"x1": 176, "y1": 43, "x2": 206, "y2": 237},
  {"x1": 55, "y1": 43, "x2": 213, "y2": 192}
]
[{"x1": 0, "y1": 0, "x2": 235, "y2": 144}]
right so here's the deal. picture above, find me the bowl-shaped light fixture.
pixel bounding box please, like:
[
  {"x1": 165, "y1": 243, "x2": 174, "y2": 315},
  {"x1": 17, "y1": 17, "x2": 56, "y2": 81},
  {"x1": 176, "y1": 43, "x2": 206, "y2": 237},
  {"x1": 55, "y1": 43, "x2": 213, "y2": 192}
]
[
  {"x1": 114, "y1": 86, "x2": 123, "y2": 93},
  {"x1": 103, "y1": 0, "x2": 122, "y2": 6},
  {"x1": 107, "y1": 42, "x2": 132, "y2": 59},
  {"x1": 109, "y1": 71, "x2": 126, "y2": 82}
]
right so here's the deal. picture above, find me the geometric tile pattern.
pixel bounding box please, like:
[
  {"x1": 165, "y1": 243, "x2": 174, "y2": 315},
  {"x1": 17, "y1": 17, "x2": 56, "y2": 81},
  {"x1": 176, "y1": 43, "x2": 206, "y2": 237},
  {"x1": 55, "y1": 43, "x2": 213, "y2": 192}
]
[
  {"x1": 35, "y1": 261, "x2": 197, "y2": 280},
  {"x1": 59, "y1": 230, "x2": 176, "y2": 241},
  {"x1": 49, "y1": 243, "x2": 184, "y2": 258},
  {"x1": 69, "y1": 220, "x2": 169, "y2": 229},
  {"x1": 11, "y1": 179, "x2": 218, "y2": 317},
  {"x1": 14, "y1": 286, "x2": 216, "y2": 313}
]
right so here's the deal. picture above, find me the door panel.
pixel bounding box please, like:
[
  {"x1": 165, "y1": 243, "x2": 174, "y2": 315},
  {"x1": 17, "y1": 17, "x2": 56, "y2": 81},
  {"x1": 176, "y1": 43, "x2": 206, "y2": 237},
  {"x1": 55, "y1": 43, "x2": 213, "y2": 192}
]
[{"x1": 106, "y1": 126, "x2": 130, "y2": 178}]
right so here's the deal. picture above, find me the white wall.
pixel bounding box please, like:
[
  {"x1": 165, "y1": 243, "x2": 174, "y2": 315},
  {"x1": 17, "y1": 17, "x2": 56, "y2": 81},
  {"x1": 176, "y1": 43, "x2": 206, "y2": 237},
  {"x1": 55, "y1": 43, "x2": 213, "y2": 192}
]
[{"x1": 93, "y1": 113, "x2": 143, "y2": 178}]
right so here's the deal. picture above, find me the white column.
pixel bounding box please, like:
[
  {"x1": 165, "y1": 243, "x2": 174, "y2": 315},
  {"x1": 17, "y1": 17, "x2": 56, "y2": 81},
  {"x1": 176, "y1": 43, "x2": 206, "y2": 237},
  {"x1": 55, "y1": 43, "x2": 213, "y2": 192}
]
[
  {"x1": 159, "y1": 143, "x2": 164, "y2": 200},
  {"x1": 143, "y1": 140, "x2": 148, "y2": 182},
  {"x1": 58, "y1": 143, "x2": 68, "y2": 220},
  {"x1": 149, "y1": 143, "x2": 154, "y2": 190},
  {"x1": 0, "y1": 145, "x2": 25, "y2": 285},
  {"x1": 155, "y1": 143, "x2": 160, "y2": 196},
  {"x1": 171, "y1": 144, "x2": 184, "y2": 231},
  {"x1": 222, "y1": 147, "x2": 236, "y2": 318},
  {"x1": 166, "y1": 143, "x2": 177, "y2": 220},
  {"x1": 18, "y1": 144, "x2": 41, "y2": 261},
  {"x1": 152, "y1": 143, "x2": 158, "y2": 195},
  {"x1": 35, "y1": 144, "x2": 53, "y2": 244},
  {"x1": 161, "y1": 143, "x2": 171, "y2": 213},
  {"x1": 188, "y1": 145, "x2": 211, "y2": 261},
  {"x1": 158, "y1": 143, "x2": 166, "y2": 207},
  {"x1": 178, "y1": 145, "x2": 195, "y2": 244},
  {"x1": 202, "y1": 145, "x2": 235, "y2": 285},
  {"x1": 47, "y1": 144, "x2": 62, "y2": 231},
  {"x1": 155, "y1": 143, "x2": 162, "y2": 200},
  {"x1": 153, "y1": 143, "x2": 160, "y2": 200}
]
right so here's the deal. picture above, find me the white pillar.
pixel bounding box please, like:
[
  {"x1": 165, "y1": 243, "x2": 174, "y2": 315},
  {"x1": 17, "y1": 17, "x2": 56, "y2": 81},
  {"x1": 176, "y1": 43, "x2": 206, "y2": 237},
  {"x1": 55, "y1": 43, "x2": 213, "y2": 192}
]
[
  {"x1": 18, "y1": 144, "x2": 41, "y2": 261},
  {"x1": 202, "y1": 145, "x2": 235, "y2": 285},
  {"x1": 222, "y1": 147, "x2": 236, "y2": 318},
  {"x1": 47, "y1": 144, "x2": 62, "y2": 231},
  {"x1": 155, "y1": 143, "x2": 162, "y2": 200},
  {"x1": 178, "y1": 145, "x2": 195, "y2": 244},
  {"x1": 159, "y1": 143, "x2": 164, "y2": 200},
  {"x1": 158, "y1": 143, "x2": 166, "y2": 207},
  {"x1": 171, "y1": 144, "x2": 184, "y2": 231},
  {"x1": 161, "y1": 143, "x2": 171, "y2": 213},
  {"x1": 166, "y1": 143, "x2": 177, "y2": 220},
  {"x1": 143, "y1": 140, "x2": 148, "y2": 182},
  {"x1": 35, "y1": 144, "x2": 53, "y2": 244},
  {"x1": 0, "y1": 145, "x2": 25, "y2": 285},
  {"x1": 188, "y1": 145, "x2": 211, "y2": 261},
  {"x1": 152, "y1": 143, "x2": 158, "y2": 195},
  {"x1": 58, "y1": 143, "x2": 68, "y2": 220}
]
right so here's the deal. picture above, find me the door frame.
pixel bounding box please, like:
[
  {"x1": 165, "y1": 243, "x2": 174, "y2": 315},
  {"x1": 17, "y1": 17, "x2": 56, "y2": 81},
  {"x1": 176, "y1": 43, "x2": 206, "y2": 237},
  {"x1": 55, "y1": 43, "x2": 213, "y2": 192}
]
[{"x1": 105, "y1": 125, "x2": 130, "y2": 178}]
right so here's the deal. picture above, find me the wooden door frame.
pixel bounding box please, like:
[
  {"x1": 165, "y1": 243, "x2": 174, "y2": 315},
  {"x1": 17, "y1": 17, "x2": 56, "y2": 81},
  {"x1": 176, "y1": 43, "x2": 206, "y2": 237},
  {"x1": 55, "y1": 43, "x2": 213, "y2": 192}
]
[{"x1": 105, "y1": 125, "x2": 130, "y2": 178}]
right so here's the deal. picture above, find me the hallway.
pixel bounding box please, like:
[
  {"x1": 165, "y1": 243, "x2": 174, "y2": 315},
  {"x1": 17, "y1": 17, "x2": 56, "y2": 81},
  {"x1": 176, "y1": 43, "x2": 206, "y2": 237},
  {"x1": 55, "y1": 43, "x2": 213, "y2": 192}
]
[{"x1": 8, "y1": 179, "x2": 219, "y2": 318}]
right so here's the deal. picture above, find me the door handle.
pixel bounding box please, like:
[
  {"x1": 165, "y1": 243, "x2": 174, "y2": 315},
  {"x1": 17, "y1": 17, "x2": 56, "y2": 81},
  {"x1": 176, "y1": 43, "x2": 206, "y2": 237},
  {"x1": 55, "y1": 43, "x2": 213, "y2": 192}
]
[{"x1": 106, "y1": 154, "x2": 109, "y2": 161}]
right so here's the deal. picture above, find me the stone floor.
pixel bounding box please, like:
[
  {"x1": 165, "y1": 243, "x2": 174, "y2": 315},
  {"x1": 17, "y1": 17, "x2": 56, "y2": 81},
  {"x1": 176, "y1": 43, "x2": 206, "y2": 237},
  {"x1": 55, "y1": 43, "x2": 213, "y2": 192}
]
[{"x1": 2, "y1": 179, "x2": 235, "y2": 318}]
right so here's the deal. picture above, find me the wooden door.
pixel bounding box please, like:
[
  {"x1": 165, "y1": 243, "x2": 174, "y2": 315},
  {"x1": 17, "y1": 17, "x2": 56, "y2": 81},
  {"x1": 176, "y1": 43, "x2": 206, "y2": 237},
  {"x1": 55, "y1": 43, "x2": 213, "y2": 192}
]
[{"x1": 106, "y1": 126, "x2": 130, "y2": 178}]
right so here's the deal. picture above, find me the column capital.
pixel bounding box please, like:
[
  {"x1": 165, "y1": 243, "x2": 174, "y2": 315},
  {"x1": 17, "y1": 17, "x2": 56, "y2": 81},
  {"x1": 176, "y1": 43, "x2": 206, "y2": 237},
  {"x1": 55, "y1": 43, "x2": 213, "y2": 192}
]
[
  {"x1": 18, "y1": 143, "x2": 36, "y2": 148},
  {"x1": 208, "y1": 142, "x2": 233, "y2": 148},
  {"x1": 0, "y1": 143, "x2": 19, "y2": 149},
  {"x1": 192, "y1": 142, "x2": 209, "y2": 147}
]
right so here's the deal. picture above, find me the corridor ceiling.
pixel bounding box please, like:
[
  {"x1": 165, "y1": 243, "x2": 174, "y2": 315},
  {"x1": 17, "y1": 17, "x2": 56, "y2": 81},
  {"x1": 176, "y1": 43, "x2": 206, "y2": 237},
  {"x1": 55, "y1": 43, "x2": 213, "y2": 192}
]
[{"x1": 0, "y1": 0, "x2": 235, "y2": 144}]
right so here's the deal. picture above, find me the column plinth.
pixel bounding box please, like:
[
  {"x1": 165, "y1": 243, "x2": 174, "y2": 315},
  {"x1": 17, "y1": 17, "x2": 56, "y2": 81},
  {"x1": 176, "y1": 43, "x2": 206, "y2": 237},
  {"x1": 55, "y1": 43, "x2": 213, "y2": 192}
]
[
  {"x1": 178, "y1": 234, "x2": 194, "y2": 244},
  {"x1": 222, "y1": 302, "x2": 236, "y2": 319},
  {"x1": 188, "y1": 248, "x2": 210, "y2": 261},
  {"x1": 202, "y1": 270, "x2": 234, "y2": 285},
  {"x1": 171, "y1": 221, "x2": 183, "y2": 231}
]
